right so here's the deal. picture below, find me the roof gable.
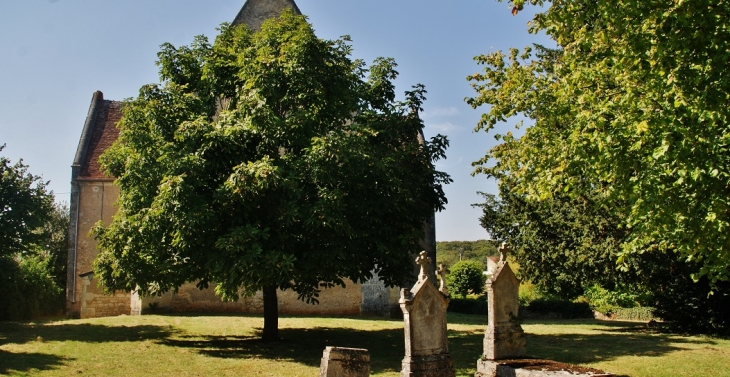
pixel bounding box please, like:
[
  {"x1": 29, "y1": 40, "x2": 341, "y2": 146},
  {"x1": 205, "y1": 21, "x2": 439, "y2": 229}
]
[{"x1": 72, "y1": 91, "x2": 121, "y2": 180}]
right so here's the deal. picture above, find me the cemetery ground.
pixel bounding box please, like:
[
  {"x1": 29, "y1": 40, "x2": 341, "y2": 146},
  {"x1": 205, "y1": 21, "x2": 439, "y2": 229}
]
[{"x1": 1, "y1": 313, "x2": 729, "y2": 377}]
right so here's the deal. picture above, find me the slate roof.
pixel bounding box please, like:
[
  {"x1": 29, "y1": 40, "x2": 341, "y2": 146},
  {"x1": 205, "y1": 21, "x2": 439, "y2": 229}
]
[{"x1": 72, "y1": 91, "x2": 122, "y2": 180}]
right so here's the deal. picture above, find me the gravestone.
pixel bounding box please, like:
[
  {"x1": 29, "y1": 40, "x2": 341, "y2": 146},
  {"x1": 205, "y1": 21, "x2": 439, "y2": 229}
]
[
  {"x1": 361, "y1": 267, "x2": 396, "y2": 317},
  {"x1": 476, "y1": 243, "x2": 527, "y2": 377},
  {"x1": 400, "y1": 251, "x2": 455, "y2": 377},
  {"x1": 476, "y1": 245, "x2": 615, "y2": 377},
  {"x1": 319, "y1": 346, "x2": 370, "y2": 377},
  {"x1": 482, "y1": 243, "x2": 526, "y2": 360}
]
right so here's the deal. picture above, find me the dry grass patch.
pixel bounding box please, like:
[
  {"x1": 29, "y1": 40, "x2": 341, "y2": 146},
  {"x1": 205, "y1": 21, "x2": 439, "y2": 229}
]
[{"x1": 1, "y1": 314, "x2": 728, "y2": 377}]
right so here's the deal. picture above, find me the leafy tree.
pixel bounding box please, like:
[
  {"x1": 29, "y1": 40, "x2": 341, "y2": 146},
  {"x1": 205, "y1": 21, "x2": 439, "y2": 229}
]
[
  {"x1": 41, "y1": 202, "x2": 69, "y2": 291},
  {"x1": 476, "y1": 180, "x2": 730, "y2": 334},
  {"x1": 638, "y1": 252, "x2": 730, "y2": 335},
  {"x1": 93, "y1": 12, "x2": 450, "y2": 340},
  {"x1": 0, "y1": 146, "x2": 65, "y2": 320},
  {"x1": 446, "y1": 260, "x2": 486, "y2": 298},
  {"x1": 1, "y1": 144, "x2": 54, "y2": 260},
  {"x1": 475, "y1": 183, "x2": 636, "y2": 299},
  {"x1": 468, "y1": 0, "x2": 730, "y2": 284}
]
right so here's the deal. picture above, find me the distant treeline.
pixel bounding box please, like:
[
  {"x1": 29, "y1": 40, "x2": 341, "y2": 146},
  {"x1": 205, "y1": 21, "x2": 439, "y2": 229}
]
[{"x1": 436, "y1": 240, "x2": 499, "y2": 269}]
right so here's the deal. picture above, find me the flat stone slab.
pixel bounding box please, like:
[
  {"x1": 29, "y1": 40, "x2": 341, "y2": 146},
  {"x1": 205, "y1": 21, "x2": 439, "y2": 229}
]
[{"x1": 476, "y1": 358, "x2": 614, "y2": 377}]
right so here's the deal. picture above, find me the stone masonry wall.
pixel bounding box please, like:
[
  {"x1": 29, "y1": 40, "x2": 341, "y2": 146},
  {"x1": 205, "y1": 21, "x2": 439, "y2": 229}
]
[
  {"x1": 71, "y1": 181, "x2": 376, "y2": 318},
  {"x1": 142, "y1": 279, "x2": 362, "y2": 315},
  {"x1": 69, "y1": 181, "x2": 132, "y2": 318}
]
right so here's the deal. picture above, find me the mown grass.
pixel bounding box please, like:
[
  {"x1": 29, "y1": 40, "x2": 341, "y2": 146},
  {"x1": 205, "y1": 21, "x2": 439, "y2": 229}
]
[{"x1": 1, "y1": 313, "x2": 728, "y2": 376}]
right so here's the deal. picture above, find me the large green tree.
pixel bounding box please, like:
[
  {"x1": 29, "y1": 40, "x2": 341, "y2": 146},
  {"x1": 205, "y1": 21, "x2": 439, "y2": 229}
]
[
  {"x1": 0, "y1": 146, "x2": 66, "y2": 320},
  {"x1": 93, "y1": 12, "x2": 450, "y2": 340},
  {"x1": 1, "y1": 145, "x2": 54, "y2": 260},
  {"x1": 475, "y1": 182, "x2": 636, "y2": 299},
  {"x1": 468, "y1": 0, "x2": 730, "y2": 283}
]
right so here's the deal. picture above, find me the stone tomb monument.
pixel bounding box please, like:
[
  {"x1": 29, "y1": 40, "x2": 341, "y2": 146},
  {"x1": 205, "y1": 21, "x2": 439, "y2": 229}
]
[
  {"x1": 482, "y1": 243, "x2": 526, "y2": 361},
  {"x1": 476, "y1": 244, "x2": 614, "y2": 377},
  {"x1": 399, "y1": 251, "x2": 455, "y2": 377}
]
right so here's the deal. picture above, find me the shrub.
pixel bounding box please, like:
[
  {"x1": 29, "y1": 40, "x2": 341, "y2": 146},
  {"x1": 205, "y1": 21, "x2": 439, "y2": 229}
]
[
  {"x1": 523, "y1": 298, "x2": 594, "y2": 319},
  {"x1": 583, "y1": 284, "x2": 644, "y2": 314},
  {"x1": 447, "y1": 296, "x2": 488, "y2": 315},
  {"x1": 0, "y1": 254, "x2": 63, "y2": 320},
  {"x1": 446, "y1": 260, "x2": 486, "y2": 298},
  {"x1": 611, "y1": 307, "x2": 655, "y2": 322}
]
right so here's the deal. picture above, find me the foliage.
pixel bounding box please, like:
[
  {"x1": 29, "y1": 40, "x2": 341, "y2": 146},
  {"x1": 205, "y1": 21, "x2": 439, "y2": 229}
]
[
  {"x1": 0, "y1": 144, "x2": 54, "y2": 260},
  {"x1": 609, "y1": 307, "x2": 655, "y2": 322},
  {"x1": 0, "y1": 255, "x2": 64, "y2": 321},
  {"x1": 518, "y1": 280, "x2": 546, "y2": 307},
  {"x1": 469, "y1": 0, "x2": 730, "y2": 284},
  {"x1": 93, "y1": 11, "x2": 449, "y2": 339},
  {"x1": 42, "y1": 202, "x2": 69, "y2": 290},
  {"x1": 582, "y1": 284, "x2": 645, "y2": 314},
  {"x1": 446, "y1": 260, "x2": 486, "y2": 298},
  {"x1": 522, "y1": 298, "x2": 594, "y2": 319},
  {"x1": 447, "y1": 296, "x2": 488, "y2": 315},
  {"x1": 0, "y1": 147, "x2": 66, "y2": 320},
  {"x1": 476, "y1": 176, "x2": 729, "y2": 333},
  {"x1": 436, "y1": 239, "x2": 498, "y2": 267},
  {"x1": 639, "y1": 252, "x2": 730, "y2": 335},
  {"x1": 475, "y1": 183, "x2": 636, "y2": 299}
]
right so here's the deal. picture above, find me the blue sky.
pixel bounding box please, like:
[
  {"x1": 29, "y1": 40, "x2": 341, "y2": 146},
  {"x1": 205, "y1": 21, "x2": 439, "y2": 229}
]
[{"x1": 0, "y1": 0, "x2": 550, "y2": 241}]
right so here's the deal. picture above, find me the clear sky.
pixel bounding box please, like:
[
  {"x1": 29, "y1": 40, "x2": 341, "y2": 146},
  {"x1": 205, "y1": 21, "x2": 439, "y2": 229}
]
[{"x1": 0, "y1": 0, "x2": 550, "y2": 241}]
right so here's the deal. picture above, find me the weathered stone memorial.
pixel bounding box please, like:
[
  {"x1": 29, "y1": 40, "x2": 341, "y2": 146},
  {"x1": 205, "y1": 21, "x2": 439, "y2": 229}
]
[
  {"x1": 400, "y1": 251, "x2": 455, "y2": 377},
  {"x1": 483, "y1": 243, "x2": 526, "y2": 360},
  {"x1": 475, "y1": 243, "x2": 614, "y2": 377},
  {"x1": 319, "y1": 346, "x2": 370, "y2": 377}
]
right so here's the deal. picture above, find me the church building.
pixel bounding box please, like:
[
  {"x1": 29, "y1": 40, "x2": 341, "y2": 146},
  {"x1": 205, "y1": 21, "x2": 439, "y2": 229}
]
[{"x1": 66, "y1": 0, "x2": 427, "y2": 319}]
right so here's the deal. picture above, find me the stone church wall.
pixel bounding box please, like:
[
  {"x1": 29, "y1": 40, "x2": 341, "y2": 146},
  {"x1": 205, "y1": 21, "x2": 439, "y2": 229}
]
[
  {"x1": 141, "y1": 279, "x2": 366, "y2": 315},
  {"x1": 67, "y1": 180, "x2": 133, "y2": 318},
  {"x1": 69, "y1": 179, "x2": 394, "y2": 318}
]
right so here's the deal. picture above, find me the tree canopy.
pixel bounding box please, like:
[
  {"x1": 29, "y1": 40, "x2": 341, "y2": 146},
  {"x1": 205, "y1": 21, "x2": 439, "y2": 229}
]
[
  {"x1": 468, "y1": 0, "x2": 730, "y2": 284},
  {"x1": 0, "y1": 146, "x2": 67, "y2": 320},
  {"x1": 475, "y1": 184, "x2": 634, "y2": 299},
  {"x1": 1, "y1": 145, "x2": 54, "y2": 260},
  {"x1": 93, "y1": 11, "x2": 450, "y2": 340}
]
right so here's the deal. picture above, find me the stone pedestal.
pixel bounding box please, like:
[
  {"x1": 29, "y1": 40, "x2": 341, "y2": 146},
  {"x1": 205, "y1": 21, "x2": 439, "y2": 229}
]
[
  {"x1": 399, "y1": 251, "x2": 455, "y2": 377},
  {"x1": 319, "y1": 346, "x2": 370, "y2": 377},
  {"x1": 401, "y1": 354, "x2": 454, "y2": 377}
]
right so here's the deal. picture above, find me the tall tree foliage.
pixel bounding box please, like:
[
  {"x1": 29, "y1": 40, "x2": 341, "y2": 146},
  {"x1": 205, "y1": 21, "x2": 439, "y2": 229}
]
[
  {"x1": 1, "y1": 145, "x2": 54, "y2": 260},
  {"x1": 0, "y1": 146, "x2": 67, "y2": 320},
  {"x1": 475, "y1": 184, "x2": 634, "y2": 299},
  {"x1": 93, "y1": 12, "x2": 450, "y2": 340},
  {"x1": 468, "y1": 0, "x2": 730, "y2": 283}
]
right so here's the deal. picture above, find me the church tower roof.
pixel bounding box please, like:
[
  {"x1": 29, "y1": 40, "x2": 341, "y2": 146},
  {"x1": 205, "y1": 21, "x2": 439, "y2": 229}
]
[{"x1": 232, "y1": 0, "x2": 302, "y2": 31}]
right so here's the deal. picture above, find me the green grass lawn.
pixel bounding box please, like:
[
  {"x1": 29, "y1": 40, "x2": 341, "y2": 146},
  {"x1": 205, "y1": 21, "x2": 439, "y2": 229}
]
[{"x1": 1, "y1": 313, "x2": 728, "y2": 376}]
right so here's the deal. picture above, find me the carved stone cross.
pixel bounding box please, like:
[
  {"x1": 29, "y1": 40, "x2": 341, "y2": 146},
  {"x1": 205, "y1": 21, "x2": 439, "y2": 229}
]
[
  {"x1": 499, "y1": 242, "x2": 510, "y2": 263},
  {"x1": 436, "y1": 264, "x2": 450, "y2": 296},
  {"x1": 415, "y1": 251, "x2": 431, "y2": 281}
]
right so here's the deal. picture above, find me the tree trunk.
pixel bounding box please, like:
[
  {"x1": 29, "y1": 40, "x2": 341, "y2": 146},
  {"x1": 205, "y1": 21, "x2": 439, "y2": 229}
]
[{"x1": 262, "y1": 285, "x2": 279, "y2": 341}]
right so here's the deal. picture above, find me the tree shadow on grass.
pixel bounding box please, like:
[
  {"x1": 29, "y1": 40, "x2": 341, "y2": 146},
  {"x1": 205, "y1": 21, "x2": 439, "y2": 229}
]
[
  {"x1": 162, "y1": 326, "x2": 406, "y2": 375},
  {"x1": 0, "y1": 349, "x2": 68, "y2": 375},
  {"x1": 0, "y1": 320, "x2": 176, "y2": 376},
  {"x1": 0, "y1": 321, "x2": 176, "y2": 346},
  {"x1": 526, "y1": 330, "x2": 712, "y2": 365}
]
